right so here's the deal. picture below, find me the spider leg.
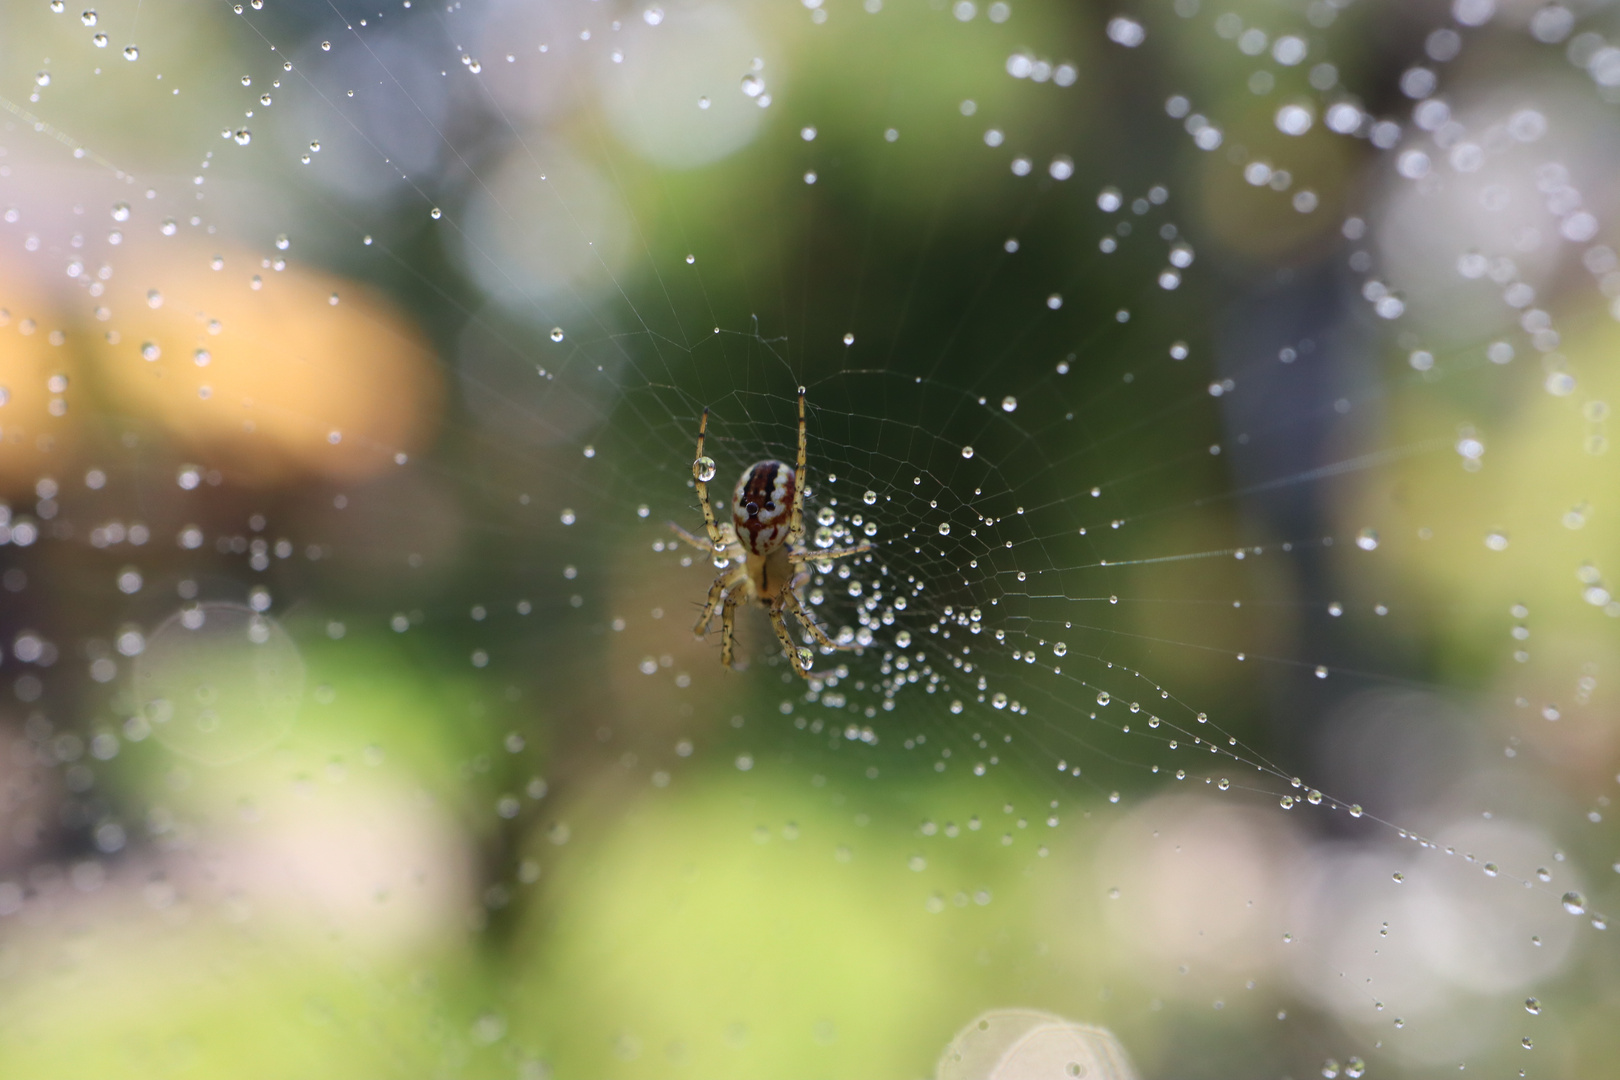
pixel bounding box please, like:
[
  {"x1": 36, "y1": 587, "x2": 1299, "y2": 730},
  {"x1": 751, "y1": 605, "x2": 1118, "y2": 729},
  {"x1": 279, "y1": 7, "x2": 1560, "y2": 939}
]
[
  {"x1": 669, "y1": 522, "x2": 711, "y2": 552},
  {"x1": 694, "y1": 565, "x2": 747, "y2": 637},
  {"x1": 769, "y1": 592, "x2": 812, "y2": 679},
  {"x1": 719, "y1": 589, "x2": 743, "y2": 670},
  {"x1": 692, "y1": 407, "x2": 725, "y2": 550},
  {"x1": 788, "y1": 387, "x2": 807, "y2": 547},
  {"x1": 788, "y1": 541, "x2": 872, "y2": 563},
  {"x1": 784, "y1": 584, "x2": 848, "y2": 652}
]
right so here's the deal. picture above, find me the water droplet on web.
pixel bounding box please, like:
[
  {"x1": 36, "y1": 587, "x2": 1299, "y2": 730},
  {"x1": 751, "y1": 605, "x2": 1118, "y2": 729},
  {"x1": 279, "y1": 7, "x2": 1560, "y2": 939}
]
[
  {"x1": 1001, "y1": 395, "x2": 1017, "y2": 413},
  {"x1": 961, "y1": 445, "x2": 974, "y2": 459},
  {"x1": 643, "y1": 5, "x2": 665, "y2": 26},
  {"x1": 1345, "y1": 1059, "x2": 1365, "y2": 1079},
  {"x1": 1053, "y1": 642, "x2": 1067, "y2": 657},
  {"x1": 1524, "y1": 997, "x2": 1541, "y2": 1014},
  {"x1": 1096, "y1": 691, "x2": 1110, "y2": 705},
  {"x1": 862, "y1": 490, "x2": 876, "y2": 505},
  {"x1": 1392, "y1": 871, "x2": 1405, "y2": 883},
  {"x1": 111, "y1": 201, "x2": 130, "y2": 222},
  {"x1": 1356, "y1": 528, "x2": 1379, "y2": 551},
  {"x1": 1522, "y1": 1037, "x2": 1534, "y2": 1050},
  {"x1": 321, "y1": 40, "x2": 331, "y2": 51},
  {"x1": 991, "y1": 693, "x2": 1007, "y2": 709},
  {"x1": 1106, "y1": 16, "x2": 1145, "y2": 47},
  {"x1": 1348, "y1": 804, "x2": 1363, "y2": 817},
  {"x1": 430, "y1": 207, "x2": 442, "y2": 220},
  {"x1": 140, "y1": 342, "x2": 160, "y2": 361},
  {"x1": 1321, "y1": 1058, "x2": 1339, "y2": 1078},
  {"x1": 1562, "y1": 891, "x2": 1586, "y2": 915},
  {"x1": 233, "y1": 129, "x2": 251, "y2": 145},
  {"x1": 35, "y1": 72, "x2": 50, "y2": 87},
  {"x1": 550, "y1": 327, "x2": 564, "y2": 342},
  {"x1": 741, "y1": 73, "x2": 764, "y2": 98},
  {"x1": 1485, "y1": 531, "x2": 1509, "y2": 551},
  {"x1": 123, "y1": 44, "x2": 138, "y2": 61},
  {"x1": 937, "y1": 523, "x2": 950, "y2": 536},
  {"x1": 92, "y1": 32, "x2": 106, "y2": 46},
  {"x1": 1280, "y1": 795, "x2": 1295, "y2": 809},
  {"x1": 81, "y1": 9, "x2": 97, "y2": 25},
  {"x1": 693, "y1": 456, "x2": 717, "y2": 483}
]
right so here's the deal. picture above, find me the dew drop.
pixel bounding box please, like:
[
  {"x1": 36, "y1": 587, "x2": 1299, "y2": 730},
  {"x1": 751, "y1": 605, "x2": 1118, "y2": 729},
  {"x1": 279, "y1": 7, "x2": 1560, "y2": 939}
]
[
  {"x1": 1096, "y1": 691, "x2": 1110, "y2": 706},
  {"x1": 937, "y1": 522, "x2": 951, "y2": 536},
  {"x1": 1524, "y1": 997, "x2": 1540, "y2": 1015},
  {"x1": 81, "y1": 9, "x2": 97, "y2": 25},
  {"x1": 1356, "y1": 527, "x2": 1379, "y2": 551},
  {"x1": 862, "y1": 490, "x2": 876, "y2": 505},
  {"x1": 1392, "y1": 871, "x2": 1405, "y2": 883},
  {"x1": 1561, "y1": 890, "x2": 1586, "y2": 915},
  {"x1": 233, "y1": 128, "x2": 251, "y2": 145},
  {"x1": 1053, "y1": 642, "x2": 1067, "y2": 657},
  {"x1": 123, "y1": 44, "x2": 139, "y2": 61},
  {"x1": 961, "y1": 445, "x2": 974, "y2": 459},
  {"x1": 549, "y1": 327, "x2": 564, "y2": 342},
  {"x1": 1001, "y1": 395, "x2": 1018, "y2": 412},
  {"x1": 693, "y1": 456, "x2": 717, "y2": 483}
]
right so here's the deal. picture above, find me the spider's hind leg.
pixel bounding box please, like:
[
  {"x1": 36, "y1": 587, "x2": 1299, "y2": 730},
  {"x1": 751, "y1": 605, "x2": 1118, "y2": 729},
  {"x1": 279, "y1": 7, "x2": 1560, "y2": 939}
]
[
  {"x1": 768, "y1": 594, "x2": 812, "y2": 679},
  {"x1": 695, "y1": 566, "x2": 746, "y2": 638},
  {"x1": 785, "y1": 583, "x2": 847, "y2": 652}
]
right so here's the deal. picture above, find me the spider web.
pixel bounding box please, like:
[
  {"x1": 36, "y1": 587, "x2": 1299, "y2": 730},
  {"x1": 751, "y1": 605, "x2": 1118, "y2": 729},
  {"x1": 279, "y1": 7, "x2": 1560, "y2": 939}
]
[{"x1": 0, "y1": 1, "x2": 1615, "y2": 1079}]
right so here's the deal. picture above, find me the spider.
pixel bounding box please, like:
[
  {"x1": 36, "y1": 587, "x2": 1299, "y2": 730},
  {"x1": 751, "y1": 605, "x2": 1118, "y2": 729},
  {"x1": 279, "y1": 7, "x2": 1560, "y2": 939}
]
[{"x1": 670, "y1": 388, "x2": 871, "y2": 679}]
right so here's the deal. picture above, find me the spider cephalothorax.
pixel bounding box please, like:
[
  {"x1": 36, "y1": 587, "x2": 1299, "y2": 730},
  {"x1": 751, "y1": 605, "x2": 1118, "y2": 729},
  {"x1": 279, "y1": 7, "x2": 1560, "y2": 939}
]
[{"x1": 669, "y1": 389, "x2": 870, "y2": 678}]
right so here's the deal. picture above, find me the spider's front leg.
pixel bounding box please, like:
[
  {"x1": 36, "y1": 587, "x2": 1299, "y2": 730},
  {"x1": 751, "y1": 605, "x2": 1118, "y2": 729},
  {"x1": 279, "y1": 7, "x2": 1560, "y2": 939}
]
[{"x1": 788, "y1": 540, "x2": 872, "y2": 565}]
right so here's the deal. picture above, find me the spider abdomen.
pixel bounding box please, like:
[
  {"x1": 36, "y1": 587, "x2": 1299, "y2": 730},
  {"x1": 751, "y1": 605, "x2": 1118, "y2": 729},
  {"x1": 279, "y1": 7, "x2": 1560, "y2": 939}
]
[{"x1": 732, "y1": 459, "x2": 795, "y2": 555}]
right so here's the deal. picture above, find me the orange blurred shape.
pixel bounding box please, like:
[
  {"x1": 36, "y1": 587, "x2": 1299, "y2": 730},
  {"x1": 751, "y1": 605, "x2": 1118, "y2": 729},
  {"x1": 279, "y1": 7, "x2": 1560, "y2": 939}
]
[
  {"x1": 0, "y1": 260, "x2": 81, "y2": 496},
  {"x1": 87, "y1": 242, "x2": 441, "y2": 485}
]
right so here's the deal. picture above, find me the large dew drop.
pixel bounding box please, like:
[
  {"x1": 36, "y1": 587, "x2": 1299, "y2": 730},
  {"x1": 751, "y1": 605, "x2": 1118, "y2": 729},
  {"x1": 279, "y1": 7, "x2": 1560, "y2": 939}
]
[
  {"x1": 693, "y1": 455, "x2": 717, "y2": 483},
  {"x1": 133, "y1": 603, "x2": 305, "y2": 765},
  {"x1": 1561, "y1": 891, "x2": 1586, "y2": 915}
]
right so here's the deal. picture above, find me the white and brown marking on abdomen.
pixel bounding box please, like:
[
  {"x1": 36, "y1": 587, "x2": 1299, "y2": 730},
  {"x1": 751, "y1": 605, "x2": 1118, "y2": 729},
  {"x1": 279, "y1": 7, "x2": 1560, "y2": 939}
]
[{"x1": 732, "y1": 460, "x2": 795, "y2": 556}]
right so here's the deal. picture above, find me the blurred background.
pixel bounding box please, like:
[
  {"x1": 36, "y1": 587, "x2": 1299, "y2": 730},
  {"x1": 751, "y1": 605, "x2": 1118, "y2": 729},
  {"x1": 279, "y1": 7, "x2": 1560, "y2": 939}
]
[{"x1": 0, "y1": 0, "x2": 1616, "y2": 1077}]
